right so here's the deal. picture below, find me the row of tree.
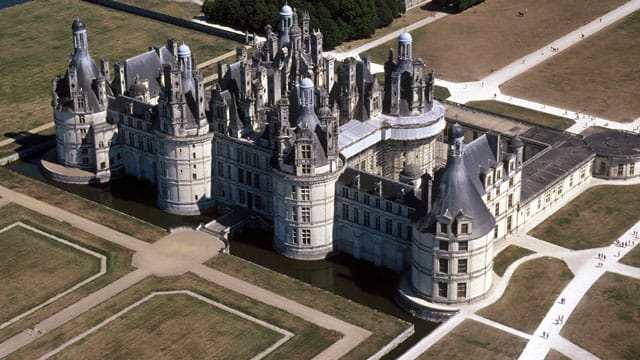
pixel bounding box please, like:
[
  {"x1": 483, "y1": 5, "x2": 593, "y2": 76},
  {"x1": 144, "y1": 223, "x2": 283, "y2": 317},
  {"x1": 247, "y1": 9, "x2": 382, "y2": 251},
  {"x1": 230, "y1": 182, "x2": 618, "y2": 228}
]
[{"x1": 201, "y1": 0, "x2": 406, "y2": 49}]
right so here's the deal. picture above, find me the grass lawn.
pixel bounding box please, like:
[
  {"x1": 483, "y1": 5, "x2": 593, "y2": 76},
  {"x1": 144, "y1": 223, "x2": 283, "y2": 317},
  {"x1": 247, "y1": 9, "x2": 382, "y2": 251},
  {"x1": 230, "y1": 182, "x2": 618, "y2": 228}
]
[
  {"x1": 530, "y1": 185, "x2": 640, "y2": 250},
  {"x1": 620, "y1": 246, "x2": 640, "y2": 267},
  {"x1": 0, "y1": 167, "x2": 166, "y2": 243},
  {"x1": 561, "y1": 272, "x2": 640, "y2": 359},
  {"x1": 478, "y1": 257, "x2": 573, "y2": 333},
  {"x1": 206, "y1": 254, "x2": 412, "y2": 359},
  {"x1": 10, "y1": 274, "x2": 340, "y2": 360},
  {"x1": 493, "y1": 245, "x2": 535, "y2": 276},
  {"x1": 53, "y1": 294, "x2": 282, "y2": 360},
  {"x1": 502, "y1": 11, "x2": 640, "y2": 123},
  {"x1": 465, "y1": 101, "x2": 574, "y2": 130},
  {"x1": 546, "y1": 349, "x2": 571, "y2": 360},
  {"x1": 418, "y1": 319, "x2": 527, "y2": 359},
  {"x1": 0, "y1": 0, "x2": 237, "y2": 141},
  {"x1": 434, "y1": 85, "x2": 451, "y2": 100},
  {"x1": 0, "y1": 225, "x2": 100, "y2": 323},
  {"x1": 0, "y1": 203, "x2": 134, "y2": 342},
  {"x1": 367, "y1": 0, "x2": 628, "y2": 82},
  {"x1": 115, "y1": 0, "x2": 203, "y2": 20}
]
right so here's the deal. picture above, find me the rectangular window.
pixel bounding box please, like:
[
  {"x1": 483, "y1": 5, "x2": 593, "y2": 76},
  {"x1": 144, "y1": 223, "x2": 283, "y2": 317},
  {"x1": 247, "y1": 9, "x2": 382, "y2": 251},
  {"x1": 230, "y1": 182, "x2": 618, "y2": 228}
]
[
  {"x1": 301, "y1": 164, "x2": 311, "y2": 174},
  {"x1": 438, "y1": 282, "x2": 448, "y2": 298},
  {"x1": 495, "y1": 203, "x2": 500, "y2": 216},
  {"x1": 496, "y1": 185, "x2": 501, "y2": 196},
  {"x1": 290, "y1": 228, "x2": 298, "y2": 244},
  {"x1": 137, "y1": 135, "x2": 144, "y2": 150},
  {"x1": 508, "y1": 194, "x2": 513, "y2": 208},
  {"x1": 254, "y1": 174, "x2": 260, "y2": 189},
  {"x1": 301, "y1": 186, "x2": 310, "y2": 200},
  {"x1": 375, "y1": 215, "x2": 381, "y2": 231},
  {"x1": 246, "y1": 171, "x2": 252, "y2": 186},
  {"x1": 192, "y1": 173, "x2": 197, "y2": 180},
  {"x1": 439, "y1": 240, "x2": 448, "y2": 251},
  {"x1": 363, "y1": 194, "x2": 370, "y2": 205},
  {"x1": 618, "y1": 164, "x2": 624, "y2": 176},
  {"x1": 439, "y1": 258, "x2": 448, "y2": 274},
  {"x1": 397, "y1": 222, "x2": 403, "y2": 238},
  {"x1": 291, "y1": 185, "x2": 297, "y2": 199},
  {"x1": 342, "y1": 186, "x2": 349, "y2": 197},
  {"x1": 353, "y1": 208, "x2": 359, "y2": 224},
  {"x1": 487, "y1": 191, "x2": 491, "y2": 201},
  {"x1": 301, "y1": 144, "x2": 312, "y2": 159},
  {"x1": 407, "y1": 225, "x2": 413, "y2": 240},
  {"x1": 238, "y1": 168, "x2": 244, "y2": 184},
  {"x1": 291, "y1": 207, "x2": 298, "y2": 222},
  {"x1": 440, "y1": 223, "x2": 448, "y2": 234},
  {"x1": 494, "y1": 225, "x2": 499, "y2": 239},
  {"x1": 509, "y1": 177, "x2": 514, "y2": 187},
  {"x1": 631, "y1": 163, "x2": 635, "y2": 175},
  {"x1": 386, "y1": 201, "x2": 393, "y2": 212},
  {"x1": 301, "y1": 207, "x2": 310, "y2": 223},
  {"x1": 460, "y1": 223, "x2": 469, "y2": 234},
  {"x1": 385, "y1": 219, "x2": 393, "y2": 235},
  {"x1": 458, "y1": 259, "x2": 468, "y2": 274},
  {"x1": 147, "y1": 139, "x2": 153, "y2": 153},
  {"x1": 364, "y1": 211, "x2": 371, "y2": 227},
  {"x1": 375, "y1": 198, "x2": 380, "y2": 208},
  {"x1": 457, "y1": 283, "x2": 467, "y2": 298},
  {"x1": 302, "y1": 229, "x2": 311, "y2": 245},
  {"x1": 507, "y1": 215, "x2": 513, "y2": 232},
  {"x1": 238, "y1": 189, "x2": 245, "y2": 204},
  {"x1": 342, "y1": 204, "x2": 349, "y2": 220},
  {"x1": 458, "y1": 241, "x2": 468, "y2": 251}
]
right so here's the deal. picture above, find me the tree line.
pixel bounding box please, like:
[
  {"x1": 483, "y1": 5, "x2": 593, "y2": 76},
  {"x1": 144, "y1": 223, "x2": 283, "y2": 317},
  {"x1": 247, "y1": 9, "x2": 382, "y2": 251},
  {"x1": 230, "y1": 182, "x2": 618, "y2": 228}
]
[
  {"x1": 432, "y1": 0, "x2": 484, "y2": 12},
  {"x1": 201, "y1": 0, "x2": 406, "y2": 49}
]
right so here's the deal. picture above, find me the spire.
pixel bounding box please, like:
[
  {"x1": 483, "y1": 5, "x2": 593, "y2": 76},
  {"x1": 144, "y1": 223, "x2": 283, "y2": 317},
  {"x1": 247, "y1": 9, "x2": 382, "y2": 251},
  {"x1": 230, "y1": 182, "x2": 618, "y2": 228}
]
[{"x1": 72, "y1": 17, "x2": 88, "y2": 51}]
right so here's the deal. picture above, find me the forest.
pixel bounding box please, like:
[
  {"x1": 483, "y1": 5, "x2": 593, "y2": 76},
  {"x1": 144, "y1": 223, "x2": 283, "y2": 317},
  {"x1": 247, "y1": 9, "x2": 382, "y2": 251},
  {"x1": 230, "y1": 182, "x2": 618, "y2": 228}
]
[{"x1": 201, "y1": 0, "x2": 406, "y2": 49}]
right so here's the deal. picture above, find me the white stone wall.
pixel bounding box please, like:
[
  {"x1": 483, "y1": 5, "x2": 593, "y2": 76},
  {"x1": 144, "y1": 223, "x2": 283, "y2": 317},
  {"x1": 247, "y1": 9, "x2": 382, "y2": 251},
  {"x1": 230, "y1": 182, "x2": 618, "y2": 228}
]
[
  {"x1": 55, "y1": 110, "x2": 108, "y2": 170},
  {"x1": 272, "y1": 167, "x2": 344, "y2": 260},
  {"x1": 156, "y1": 132, "x2": 214, "y2": 215},
  {"x1": 411, "y1": 229, "x2": 494, "y2": 303},
  {"x1": 517, "y1": 160, "x2": 593, "y2": 230},
  {"x1": 212, "y1": 136, "x2": 275, "y2": 218}
]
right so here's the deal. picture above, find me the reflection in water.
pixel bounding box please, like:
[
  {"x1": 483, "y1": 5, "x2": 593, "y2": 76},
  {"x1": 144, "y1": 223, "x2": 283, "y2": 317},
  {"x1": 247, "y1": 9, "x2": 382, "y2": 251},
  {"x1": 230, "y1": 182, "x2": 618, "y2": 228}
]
[{"x1": 9, "y1": 158, "x2": 438, "y2": 358}]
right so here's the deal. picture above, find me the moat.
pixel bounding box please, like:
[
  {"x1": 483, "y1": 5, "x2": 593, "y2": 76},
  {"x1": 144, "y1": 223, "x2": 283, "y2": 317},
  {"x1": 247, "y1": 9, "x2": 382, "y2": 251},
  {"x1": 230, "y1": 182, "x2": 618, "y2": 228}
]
[{"x1": 9, "y1": 157, "x2": 438, "y2": 359}]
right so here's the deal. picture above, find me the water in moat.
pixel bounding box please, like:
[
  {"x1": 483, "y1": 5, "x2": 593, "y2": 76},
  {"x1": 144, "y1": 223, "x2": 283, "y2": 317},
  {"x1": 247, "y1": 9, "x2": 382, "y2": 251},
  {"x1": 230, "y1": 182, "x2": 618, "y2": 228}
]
[{"x1": 9, "y1": 157, "x2": 439, "y2": 358}]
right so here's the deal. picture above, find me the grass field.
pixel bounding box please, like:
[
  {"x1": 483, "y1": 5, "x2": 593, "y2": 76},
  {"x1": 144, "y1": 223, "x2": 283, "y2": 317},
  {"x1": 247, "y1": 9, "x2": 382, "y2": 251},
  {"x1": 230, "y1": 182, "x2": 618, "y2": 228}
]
[
  {"x1": 206, "y1": 254, "x2": 412, "y2": 359},
  {"x1": 0, "y1": 0, "x2": 236, "y2": 141},
  {"x1": 493, "y1": 245, "x2": 535, "y2": 276},
  {"x1": 115, "y1": 0, "x2": 203, "y2": 20},
  {"x1": 479, "y1": 257, "x2": 573, "y2": 333},
  {"x1": 620, "y1": 245, "x2": 640, "y2": 267},
  {"x1": 0, "y1": 168, "x2": 166, "y2": 243},
  {"x1": 530, "y1": 185, "x2": 640, "y2": 250},
  {"x1": 0, "y1": 203, "x2": 134, "y2": 343},
  {"x1": 545, "y1": 349, "x2": 570, "y2": 360},
  {"x1": 502, "y1": 11, "x2": 640, "y2": 123},
  {"x1": 418, "y1": 319, "x2": 527, "y2": 359},
  {"x1": 465, "y1": 101, "x2": 575, "y2": 130},
  {"x1": 9, "y1": 274, "x2": 340, "y2": 360},
  {"x1": 0, "y1": 225, "x2": 100, "y2": 323},
  {"x1": 367, "y1": 0, "x2": 628, "y2": 82},
  {"x1": 53, "y1": 294, "x2": 282, "y2": 360},
  {"x1": 561, "y1": 273, "x2": 640, "y2": 359}
]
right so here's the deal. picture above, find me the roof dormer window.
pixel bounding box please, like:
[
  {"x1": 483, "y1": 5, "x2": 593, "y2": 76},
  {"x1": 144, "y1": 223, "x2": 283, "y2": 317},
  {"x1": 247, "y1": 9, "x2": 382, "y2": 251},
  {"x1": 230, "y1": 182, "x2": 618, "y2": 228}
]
[{"x1": 439, "y1": 222, "x2": 448, "y2": 234}]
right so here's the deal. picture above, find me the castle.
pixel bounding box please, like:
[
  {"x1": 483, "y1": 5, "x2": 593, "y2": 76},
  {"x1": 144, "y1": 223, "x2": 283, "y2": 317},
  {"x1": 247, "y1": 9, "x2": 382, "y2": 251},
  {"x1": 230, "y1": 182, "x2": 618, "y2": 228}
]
[{"x1": 49, "y1": 9, "x2": 640, "y2": 320}]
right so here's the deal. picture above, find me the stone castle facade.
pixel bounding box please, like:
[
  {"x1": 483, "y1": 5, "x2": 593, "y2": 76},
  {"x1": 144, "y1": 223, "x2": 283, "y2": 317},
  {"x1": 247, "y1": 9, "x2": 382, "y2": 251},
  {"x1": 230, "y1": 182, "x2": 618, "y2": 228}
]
[{"x1": 50, "y1": 10, "x2": 640, "y2": 320}]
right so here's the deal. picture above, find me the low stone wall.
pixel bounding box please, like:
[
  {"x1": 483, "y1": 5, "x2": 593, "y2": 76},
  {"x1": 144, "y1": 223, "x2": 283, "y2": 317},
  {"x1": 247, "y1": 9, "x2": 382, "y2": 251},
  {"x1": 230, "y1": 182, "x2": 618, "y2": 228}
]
[
  {"x1": 83, "y1": 0, "x2": 251, "y2": 43},
  {"x1": 368, "y1": 324, "x2": 415, "y2": 360},
  {"x1": 0, "y1": 138, "x2": 55, "y2": 166}
]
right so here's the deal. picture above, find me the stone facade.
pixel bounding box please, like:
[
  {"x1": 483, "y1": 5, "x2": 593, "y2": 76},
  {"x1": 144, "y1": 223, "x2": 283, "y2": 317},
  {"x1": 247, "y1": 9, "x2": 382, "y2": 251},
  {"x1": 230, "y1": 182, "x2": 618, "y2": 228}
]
[{"x1": 50, "y1": 11, "x2": 640, "y2": 321}]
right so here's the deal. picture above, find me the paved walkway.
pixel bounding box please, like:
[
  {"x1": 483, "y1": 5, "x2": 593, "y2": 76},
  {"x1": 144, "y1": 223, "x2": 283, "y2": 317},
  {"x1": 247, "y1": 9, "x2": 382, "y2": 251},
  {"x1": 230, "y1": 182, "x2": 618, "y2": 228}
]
[
  {"x1": 0, "y1": 185, "x2": 372, "y2": 359},
  {"x1": 436, "y1": 0, "x2": 640, "y2": 134}
]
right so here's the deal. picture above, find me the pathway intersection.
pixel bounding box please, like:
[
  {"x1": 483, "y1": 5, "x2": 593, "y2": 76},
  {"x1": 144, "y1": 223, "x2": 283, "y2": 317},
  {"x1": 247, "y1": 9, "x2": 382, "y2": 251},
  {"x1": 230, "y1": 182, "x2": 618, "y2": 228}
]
[{"x1": 0, "y1": 185, "x2": 372, "y2": 360}]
